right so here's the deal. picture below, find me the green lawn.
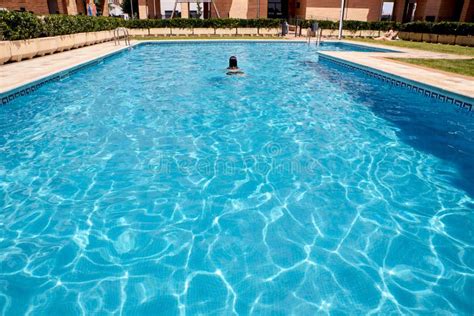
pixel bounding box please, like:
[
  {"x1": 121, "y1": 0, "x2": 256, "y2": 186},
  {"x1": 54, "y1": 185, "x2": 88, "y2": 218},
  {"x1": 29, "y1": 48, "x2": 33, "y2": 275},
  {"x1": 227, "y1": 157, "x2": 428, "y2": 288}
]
[
  {"x1": 389, "y1": 58, "x2": 474, "y2": 77},
  {"x1": 349, "y1": 38, "x2": 474, "y2": 76},
  {"x1": 349, "y1": 38, "x2": 474, "y2": 57}
]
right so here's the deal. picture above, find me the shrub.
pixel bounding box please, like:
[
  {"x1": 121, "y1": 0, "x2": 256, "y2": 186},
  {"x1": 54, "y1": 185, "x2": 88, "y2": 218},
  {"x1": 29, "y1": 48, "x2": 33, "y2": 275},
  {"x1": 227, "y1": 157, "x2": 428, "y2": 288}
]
[
  {"x1": 0, "y1": 13, "x2": 283, "y2": 40},
  {"x1": 137, "y1": 18, "x2": 282, "y2": 29},
  {"x1": 400, "y1": 21, "x2": 474, "y2": 35},
  {"x1": 456, "y1": 23, "x2": 474, "y2": 36},
  {"x1": 1, "y1": 11, "x2": 472, "y2": 41},
  {"x1": 299, "y1": 20, "x2": 400, "y2": 31},
  {"x1": 0, "y1": 11, "x2": 44, "y2": 40},
  {"x1": 399, "y1": 21, "x2": 433, "y2": 33}
]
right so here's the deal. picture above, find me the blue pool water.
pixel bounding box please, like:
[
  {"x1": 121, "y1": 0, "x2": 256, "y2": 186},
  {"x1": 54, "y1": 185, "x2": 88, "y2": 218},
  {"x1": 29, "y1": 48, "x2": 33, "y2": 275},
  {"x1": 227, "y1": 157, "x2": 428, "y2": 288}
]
[
  {"x1": 0, "y1": 42, "x2": 473, "y2": 315},
  {"x1": 318, "y1": 41, "x2": 399, "y2": 52}
]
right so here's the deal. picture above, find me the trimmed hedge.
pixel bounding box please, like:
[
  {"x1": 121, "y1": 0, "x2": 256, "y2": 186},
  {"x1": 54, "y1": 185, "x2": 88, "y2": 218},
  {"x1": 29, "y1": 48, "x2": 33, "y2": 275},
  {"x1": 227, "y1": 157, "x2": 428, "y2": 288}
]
[
  {"x1": 0, "y1": 10, "x2": 44, "y2": 40},
  {"x1": 129, "y1": 18, "x2": 282, "y2": 28},
  {"x1": 1, "y1": 11, "x2": 473, "y2": 41},
  {"x1": 0, "y1": 11, "x2": 282, "y2": 40},
  {"x1": 300, "y1": 20, "x2": 401, "y2": 31},
  {"x1": 400, "y1": 21, "x2": 474, "y2": 36},
  {"x1": 0, "y1": 11, "x2": 126, "y2": 40},
  {"x1": 43, "y1": 15, "x2": 125, "y2": 36}
]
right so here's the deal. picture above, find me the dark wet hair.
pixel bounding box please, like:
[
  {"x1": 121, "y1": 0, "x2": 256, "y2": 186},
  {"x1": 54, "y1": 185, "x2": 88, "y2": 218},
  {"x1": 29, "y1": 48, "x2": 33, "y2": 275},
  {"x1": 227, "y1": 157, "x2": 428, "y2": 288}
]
[{"x1": 229, "y1": 56, "x2": 238, "y2": 68}]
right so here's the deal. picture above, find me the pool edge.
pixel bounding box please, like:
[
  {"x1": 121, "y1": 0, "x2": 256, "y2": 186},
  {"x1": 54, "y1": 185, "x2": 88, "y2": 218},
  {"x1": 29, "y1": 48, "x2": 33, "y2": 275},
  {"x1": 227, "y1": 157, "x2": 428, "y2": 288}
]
[
  {"x1": 318, "y1": 52, "x2": 473, "y2": 111},
  {"x1": 1, "y1": 40, "x2": 472, "y2": 111},
  {"x1": 0, "y1": 43, "x2": 138, "y2": 105}
]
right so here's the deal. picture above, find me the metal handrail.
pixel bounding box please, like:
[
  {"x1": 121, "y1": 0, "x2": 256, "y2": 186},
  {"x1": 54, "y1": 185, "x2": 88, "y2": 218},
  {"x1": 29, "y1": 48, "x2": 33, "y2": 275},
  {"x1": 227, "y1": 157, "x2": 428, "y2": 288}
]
[
  {"x1": 114, "y1": 27, "x2": 130, "y2": 46},
  {"x1": 316, "y1": 28, "x2": 322, "y2": 49},
  {"x1": 307, "y1": 28, "x2": 322, "y2": 47}
]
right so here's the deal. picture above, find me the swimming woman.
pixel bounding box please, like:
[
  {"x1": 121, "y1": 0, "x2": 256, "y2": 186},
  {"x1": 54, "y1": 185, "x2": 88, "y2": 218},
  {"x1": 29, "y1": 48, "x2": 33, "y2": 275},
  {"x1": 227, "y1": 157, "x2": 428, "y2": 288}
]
[{"x1": 226, "y1": 56, "x2": 244, "y2": 76}]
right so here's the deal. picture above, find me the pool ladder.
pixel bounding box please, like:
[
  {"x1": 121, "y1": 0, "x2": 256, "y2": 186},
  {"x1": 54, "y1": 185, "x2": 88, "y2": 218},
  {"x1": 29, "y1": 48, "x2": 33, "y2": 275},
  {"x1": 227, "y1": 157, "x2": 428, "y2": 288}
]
[
  {"x1": 307, "y1": 28, "x2": 323, "y2": 49},
  {"x1": 114, "y1": 27, "x2": 130, "y2": 46}
]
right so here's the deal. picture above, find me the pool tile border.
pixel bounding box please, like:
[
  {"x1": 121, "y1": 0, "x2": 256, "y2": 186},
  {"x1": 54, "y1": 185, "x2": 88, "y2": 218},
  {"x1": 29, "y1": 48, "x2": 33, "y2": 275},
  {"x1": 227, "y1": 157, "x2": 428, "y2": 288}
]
[
  {"x1": 0, "y1": 46, "x2": 132, "y2": 106},
  {"x1": 318, "y1": 53, "x2": 473, "y2": 111}
]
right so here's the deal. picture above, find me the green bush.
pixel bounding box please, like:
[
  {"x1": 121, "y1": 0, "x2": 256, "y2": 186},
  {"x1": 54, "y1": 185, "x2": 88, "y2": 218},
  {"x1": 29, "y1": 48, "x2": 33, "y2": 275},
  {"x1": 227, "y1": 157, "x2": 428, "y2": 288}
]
[
  {"x1": 456, "y1": 23, "x2": 474, "y2": 36},
  {"x1": 1, "y1": 10, "x2": 472, "y2": 41},
  {"x1": 399, "y1": 21, "x2": 433, "y2": 33},
  {"x1": 0, "y1": 12, "x2": 284, "y2": 40},
  {"x1": 0, "y1": 11, "x2": 44, "y2": 40},
  {"x1": 300, "y1": 20, "x2": 400, "y2": 31},
  {"x1": 0, "y1": 12, "x2": 283, "y2": 40},
  {"x1": 121, "y1": 18, "x2": 281, "y2": 29},
  {"x1": 0, "y1": 11, "x2": 129, "y2": 39},
  {"x1": 400, "y1": 21, "x2": 474, "y2": 35}
]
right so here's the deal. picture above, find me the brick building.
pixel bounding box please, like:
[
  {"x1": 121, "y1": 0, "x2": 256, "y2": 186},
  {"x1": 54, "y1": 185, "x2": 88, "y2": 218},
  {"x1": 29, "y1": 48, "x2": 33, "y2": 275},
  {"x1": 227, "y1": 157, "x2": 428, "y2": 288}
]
[
  {"x1": 393, "y1": 0, "x2": 473, "y2": 22},
  {"x1": 195, "y1": 0, "x2": 474, "y2": 21},
  {"x1": 0, "y1": 0, "x2": 109, "y2": 16},
  {"x1": 1, "y1": 0, "x2": 472, "y2": 21},
  {"x1": 137, "y1": 0, "x2": 161, "y2": 18}
]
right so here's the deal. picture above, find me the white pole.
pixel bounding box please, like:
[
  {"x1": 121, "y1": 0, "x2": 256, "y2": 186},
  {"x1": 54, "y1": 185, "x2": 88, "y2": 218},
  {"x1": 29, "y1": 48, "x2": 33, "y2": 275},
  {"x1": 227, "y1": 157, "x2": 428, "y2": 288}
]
[
  {"x1": 338, "y1": 0, "x2": 344, "y2": 40},
  {"x1": 154, "y1": 0, "x2": 157, "y2": 17},
  {"x1": 131, "y1": 0, "x2": 134, "y2": 18}
]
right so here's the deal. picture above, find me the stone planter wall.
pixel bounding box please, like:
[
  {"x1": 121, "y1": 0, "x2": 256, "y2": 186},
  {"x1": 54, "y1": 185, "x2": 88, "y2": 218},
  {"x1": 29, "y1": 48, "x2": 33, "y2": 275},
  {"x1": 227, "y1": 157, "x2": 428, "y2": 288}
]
[
  {"x1": 149, "y1": 28, "x2": 172, "y2": 36},
  {"x1": 133, "y1": 27, "x2": 280, "y2": 37},
  {"x1": 57, "y1": 35, "x2": 74, "y2": 52},
  {"x1": 398, "y1": 32, "x2": 473, "y2": 47},
  {"x1": 0, "y1": 31, "x2": 115, "y2": 65},
  {"x1": 215, "y1": 28, "x2": 238, "y2": 36},
  {"x1": 171, "y1": 28, "x2": 193, "y2": 36},
  {"x1": 6, "y1": 28, "x2": 470, "y2": 66},
  {"x1": 9, "y1": 39, "x2": 38, "y2": 62},
  {"x1": 455, "y1": 35, "x2": 474, "y2": 46},
  {"x1": 193, "y1": 28, "x2": 215, "y2": 36},
  {"x1": 237, "y1": 28, "x2": 258, "y2": 36}
]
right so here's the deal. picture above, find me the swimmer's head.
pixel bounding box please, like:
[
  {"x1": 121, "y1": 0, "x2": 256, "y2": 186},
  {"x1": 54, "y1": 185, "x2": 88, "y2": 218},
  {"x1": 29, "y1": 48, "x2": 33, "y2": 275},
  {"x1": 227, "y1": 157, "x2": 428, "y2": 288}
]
[{"x1": 228, "y1": 56, "x2": 238, "y2": 69}]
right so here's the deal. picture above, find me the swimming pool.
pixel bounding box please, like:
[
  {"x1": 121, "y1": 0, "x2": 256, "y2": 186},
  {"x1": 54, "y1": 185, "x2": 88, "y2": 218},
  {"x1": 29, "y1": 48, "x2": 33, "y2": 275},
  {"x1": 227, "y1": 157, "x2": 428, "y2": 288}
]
[
  {"x1": 318, "y1": 41, "x2": 399, "y2": 52},
  {"x1": 0, "y1": 42, "x2": 473, "y2": 315}
]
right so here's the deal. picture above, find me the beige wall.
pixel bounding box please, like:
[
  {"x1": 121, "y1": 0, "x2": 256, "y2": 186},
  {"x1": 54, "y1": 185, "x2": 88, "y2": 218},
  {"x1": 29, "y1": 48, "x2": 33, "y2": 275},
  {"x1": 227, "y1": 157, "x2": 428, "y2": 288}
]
[
  {"x1": 304, "y1": 0, "x2": 382, "y2": 21},
  {"x1": 229, "y1": 0, "x2": 248, "y2": 18},
  {"x1": 65, "y1": 0, "x2": 78, "y2": 15},
  {"x1": 247, "y1": 0, "x2": 267, "y2": 18},
  {"x1": 138, "y1": 0, "x2": 148, "y2": 19},
  {"x1": 181, "y1": 2, "x2": 189, "y2": 18},
  {"x1": 212, "y1": 0, "x2": 266, "y2": 18}
]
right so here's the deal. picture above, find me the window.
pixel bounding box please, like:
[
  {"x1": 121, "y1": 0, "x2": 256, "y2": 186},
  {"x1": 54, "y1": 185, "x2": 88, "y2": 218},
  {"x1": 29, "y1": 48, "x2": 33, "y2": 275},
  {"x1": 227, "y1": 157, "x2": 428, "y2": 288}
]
[
  {"x1": 381, "y1": 0, "x2": 394, "y2": 21},
  {"x1": 267, "y1": 0, "x2": 288, "y2": 19}
]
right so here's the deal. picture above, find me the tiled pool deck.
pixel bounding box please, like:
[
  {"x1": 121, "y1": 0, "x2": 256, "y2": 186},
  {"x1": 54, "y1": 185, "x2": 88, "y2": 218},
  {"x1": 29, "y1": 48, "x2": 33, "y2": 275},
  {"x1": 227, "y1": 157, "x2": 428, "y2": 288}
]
[
  {"x1": 323, "y1": 40, "x2": 473, "y2": 98},
  {"x1": 0, "y1": 39, "x2": 473, "y2": 99},
  {"x1": 0, "y1": 41, "x2": 131, "y2": 94}
]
